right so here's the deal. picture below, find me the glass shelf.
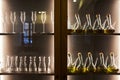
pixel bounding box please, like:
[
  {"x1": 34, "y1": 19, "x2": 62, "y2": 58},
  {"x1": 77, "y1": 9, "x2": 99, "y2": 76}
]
[
  {"x1": 0, "y1": 33, "x2": 17, "y2": 35},
  {"x1": 67, "y1": 72, "x2": 120, "y2": 75},
  {"x1": 0, "y1": 72, "x2": 55, "y2": 75},
  {"x1": 0, "y1": 33, "x2": 54, "y2": 35},
  {"x1": 32, "y1": 33, "x2": 54, "y2": 35},
  {"x1": 67, "y1": 32, "x2": 120, "y2": 36}
]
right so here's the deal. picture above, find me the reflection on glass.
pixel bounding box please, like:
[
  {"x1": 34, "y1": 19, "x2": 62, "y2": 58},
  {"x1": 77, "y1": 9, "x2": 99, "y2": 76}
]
[{"x1": 23, "y1": 23, "x2": 32, "y2": 45}]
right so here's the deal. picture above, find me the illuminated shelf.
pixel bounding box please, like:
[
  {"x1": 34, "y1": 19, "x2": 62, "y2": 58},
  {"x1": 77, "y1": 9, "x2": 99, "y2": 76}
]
[
  {"x1": 67, "y1": 72, "x2": 120, "y2": 75},
  {"x1": 32, "y1": 33, "x2": 54, "y2": 35},
  {"x1": 67, "y1": 33, "x2": 120, "y2": 35},
  {"x1": 0, "y1": 72, "x2": 55, "y2": 75},
  {"x1": 0, "y1": 33, "x2": 18, "y2": 35},
  {"x1": 0, "y1": 33, "x2": 54, "y2": 35}
]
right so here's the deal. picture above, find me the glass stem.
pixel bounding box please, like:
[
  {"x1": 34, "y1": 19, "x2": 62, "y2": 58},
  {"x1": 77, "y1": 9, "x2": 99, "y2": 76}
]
[
  {"x1": 43, "y1": 23, "x2": 45, "y2": 33},
  {"x1": 23, "y1": 23, "x2": 24, "y2": 33},
  {"x1": 33, "y1": 22, "x2": 35, "y2": 33},
  {"x1": 13, "y1": 23, "x2": 15, "y2": 33}
]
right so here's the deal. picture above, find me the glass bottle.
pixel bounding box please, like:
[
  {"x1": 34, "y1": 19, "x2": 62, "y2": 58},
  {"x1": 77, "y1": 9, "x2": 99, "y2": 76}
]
[
  {"x1": 9, "y1": 56, "x2": 16, "y2": 72},
  {"x1": 19, "y1": 56, "x2": 23, "y2": 72},
  {"x1": 29, "y1": 56, "x2": 33, "y2": 72},
  {"x1": 42, "y1": 56, "x2": 46, "y2": 72},
  {"x1": 29, "y1": 56, "x2": 37, "y2": 72},
  {"x1": 5, "y1": 56, "x2": 10, "y2": 72},
  {"x1": 38, "y1": 56, "x2": 42, "y2": 72},
  {"x1": 97, "y1": 52, "x2": 107, "y2": 73},
  {"x1": 87, "y1": 52, "x2": 98, "y2": 72},
  {"x1": 33, "y1": 56, "x2": 37, "y2": 72},
  {"x1": 38, "y1": 56, "x2": 46, "y2": 72},
  {"x1": 47, "y1": 56, "x2": 51, "y2": 73},
  {"x1": 107, "y1": 52, "x2": 119, "y2": 73},
  {"x1": 24, "y1": 56, "x2": 28, "y2": 72},
  {"x1": 15, "y1": 56, "x2": 19, "y2": 72}
]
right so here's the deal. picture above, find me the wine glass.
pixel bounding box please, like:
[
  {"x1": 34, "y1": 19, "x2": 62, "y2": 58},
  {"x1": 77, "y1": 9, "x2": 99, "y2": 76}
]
[
  {"x1": 10, "y1": 11, "x2": 16, "y2": 33},
  {"x1": 41, "y1": 11, "x2": 47, "y2": 33},
  {"x1": 31, "y1": 11, "x2": 37, "y2": 33},
  {"x1": 20, "y1": 11, "x2": 26, "y2": 33}
]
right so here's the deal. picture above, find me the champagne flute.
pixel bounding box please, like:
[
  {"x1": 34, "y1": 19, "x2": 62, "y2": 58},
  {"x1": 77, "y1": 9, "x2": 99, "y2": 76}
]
[
  {"x1": 31, "y1": 11, "x2": 37, "y2": 33},
  {"x1": 41, "y1": 11, "x2": 47, "y2": 33},
  {"x1": 20, "y1": 11, "x2": 26, "y2": 33},
  {"x1": 10, "y1": 11, "x2": 16, "y2": 33}
]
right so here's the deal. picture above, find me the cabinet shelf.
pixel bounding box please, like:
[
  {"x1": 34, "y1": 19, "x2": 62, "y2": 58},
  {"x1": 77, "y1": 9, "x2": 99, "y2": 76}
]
[
  {"x1": 0, "y1": 33, "x2": 54, "y2": 36},
  {"x1": 0, "y1": 72, "x2": 54, "y2": 75},
  {"x1": 67, "y1": 33, "x2": 120, "y2": 36},
  {"x1": 32, "y1": 33, "x2": 54, "y2": 36},
  {"x1": 67, "y1": 72, "x2": 120, "y2": 75}
]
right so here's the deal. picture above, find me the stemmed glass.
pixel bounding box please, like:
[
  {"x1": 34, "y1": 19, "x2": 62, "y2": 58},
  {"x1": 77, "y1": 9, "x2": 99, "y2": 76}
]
[
  {"x1": 41, "y1": 11, "x2": 47, "y2": 33},
  {"x1": 20, "y1": 11, "x2": 26, "y2": 33},
  {"x1": 31, "y1": 11, "x2": 37, "y2": 33},
  {"x1": 10, "y1": 11, "x2": 16, "y2": 33}
]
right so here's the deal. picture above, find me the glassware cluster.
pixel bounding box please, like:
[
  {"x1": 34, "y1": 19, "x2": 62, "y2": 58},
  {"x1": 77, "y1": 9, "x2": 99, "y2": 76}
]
[
  {"x1": 2, "y1": 56, "x2": 52, "y2": 73},
  {"x1": 67, "y1": 52, "x2": 119, "y2": 73},
  {"x1": 1, "y1": 11, "x2": 54, "y2": 33},
  {"x1": 68, "y1": 14, "x2": 115, "y2": 34}
]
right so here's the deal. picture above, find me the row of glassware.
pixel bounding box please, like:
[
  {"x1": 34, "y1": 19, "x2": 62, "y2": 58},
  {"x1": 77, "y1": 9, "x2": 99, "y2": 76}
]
[
  {"x1": 0, "y1": 56, "x2": 52, "y2": 73},
  {"x1": 68, "y1": 14, "x2": 115, "y2": 34},
  {"x1": 67, "y1": 52, "x2": 119, "y2": 73},
  {"x1": 1, "y1": 11, "x2": 54, "y2": 33}
]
